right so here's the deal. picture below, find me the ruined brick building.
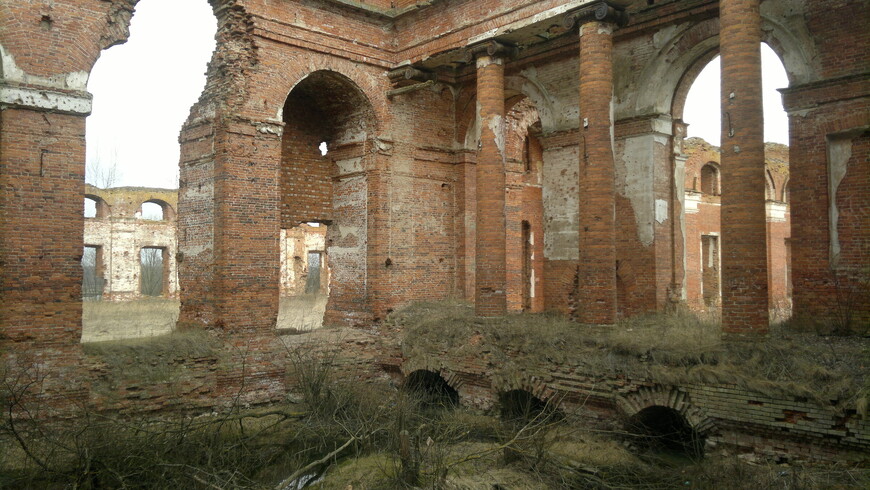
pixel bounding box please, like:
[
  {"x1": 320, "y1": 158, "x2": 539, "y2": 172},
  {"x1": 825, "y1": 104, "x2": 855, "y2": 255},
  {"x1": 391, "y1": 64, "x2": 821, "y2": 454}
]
[
  {"x1": 83, "y1": 185, "x2": 179, "y2": 301},
  {"x1": 0, "y1": 0, "x2": 868, "y2": 460}
]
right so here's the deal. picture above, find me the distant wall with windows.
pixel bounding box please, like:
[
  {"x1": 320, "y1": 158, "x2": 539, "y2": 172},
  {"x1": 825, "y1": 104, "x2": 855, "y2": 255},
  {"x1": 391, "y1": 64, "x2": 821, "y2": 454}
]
[
  {"x1": 683, "y1": 138, "x2": 792, "y2": 311},
  {"x1": 84, "y1": 184, "x2": 327, "y2": 303},
  {"x1": 83, "y1": 184, "x2": 179, "y2": 301}
]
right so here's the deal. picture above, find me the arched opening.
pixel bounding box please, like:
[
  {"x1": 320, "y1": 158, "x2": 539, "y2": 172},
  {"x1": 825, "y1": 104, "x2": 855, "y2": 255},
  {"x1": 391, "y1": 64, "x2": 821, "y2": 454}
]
[
  {"x1": 700, "y1": 163, "x2": 720, "y2": 196},
  {"x1": 84, "y1": 195, "x2": 109, "y2": 219},
  {"x1": 626, "y1": 406, "x2": 704, "y2": 459},
  {"x1": 499, "y1": 389, "x2": 551, "y2": 423},
  {"x1": 278, "y1": 70, "x2": 376, "y2": 331},
  {"x1": 678, "y1": 43, "x2": 791, "y2": 316},
  {"x1": 139, "y1": 201, "x2": 166, "y2": 221},
  {"x1": 403, "y1": 370, "x2": 459, "y2": 409},
  {"x1": 81, "y1": 0, "x2": 214, "y2": 342},
  {"x1": 503, "y1": 96, "x2": 545, "y2": 313}
]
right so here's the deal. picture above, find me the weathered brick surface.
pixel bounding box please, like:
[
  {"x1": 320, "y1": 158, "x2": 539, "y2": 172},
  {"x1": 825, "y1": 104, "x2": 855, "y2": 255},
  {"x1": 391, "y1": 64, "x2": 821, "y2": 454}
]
[
  {"x1": 718, "y1": 0, "x2": 770, "y2": 335},
  {"x1": 577, "y1": 20, "x2": 618, "y2": 325},
  {"x1": 474, "y1": 55, "x2": 508, "y2": 316}
]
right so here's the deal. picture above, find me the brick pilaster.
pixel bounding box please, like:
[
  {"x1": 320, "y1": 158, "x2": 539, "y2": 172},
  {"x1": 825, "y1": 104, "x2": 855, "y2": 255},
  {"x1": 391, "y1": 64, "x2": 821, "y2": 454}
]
[
  {"x1": 577, "y1": 20, "x2": 618, "y2": 325},
  {"x1": 475, "y1": 54, "x2": 507, "y2": 317},
  {"x1": 719, "y1": 0, "x2": 769, "y2": 335}
]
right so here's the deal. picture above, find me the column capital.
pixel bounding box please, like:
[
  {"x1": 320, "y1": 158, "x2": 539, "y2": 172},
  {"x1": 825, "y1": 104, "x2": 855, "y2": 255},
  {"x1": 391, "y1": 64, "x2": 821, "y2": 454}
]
[
  {"x1": 562, "y1": 1, "x2": 629, "y2": 30},
  {"x1": 462, "y1": 40, "x2": 518, "y2": 65}
]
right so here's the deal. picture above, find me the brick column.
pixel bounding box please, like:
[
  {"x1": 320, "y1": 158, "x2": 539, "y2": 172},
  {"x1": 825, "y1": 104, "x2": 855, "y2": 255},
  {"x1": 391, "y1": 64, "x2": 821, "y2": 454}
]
[
  {"x1": 719, "y1": 0, "x2": 769, "y2": 335},
  {"x1": 0, "y1": 86, "x2": 91, "y2": 401},
  {"x1": 474, "y1": 49, "x2": 508, "y2": 316},
  {"x1": 570, "y1": 4, "x2": 626, "y2": 325}
]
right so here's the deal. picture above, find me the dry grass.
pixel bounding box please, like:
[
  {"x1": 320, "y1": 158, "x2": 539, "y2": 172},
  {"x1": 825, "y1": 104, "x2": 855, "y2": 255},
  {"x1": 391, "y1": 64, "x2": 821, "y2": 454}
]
[
  {"x1": 392, "y1": 301, "x2": 869, "y2": 410},
  {"x1": 82, "y1": 299, "x2": 179, "y2": 342},
  {"x1": 82, "y1": 328, "x2": 220, "y2": 385}
]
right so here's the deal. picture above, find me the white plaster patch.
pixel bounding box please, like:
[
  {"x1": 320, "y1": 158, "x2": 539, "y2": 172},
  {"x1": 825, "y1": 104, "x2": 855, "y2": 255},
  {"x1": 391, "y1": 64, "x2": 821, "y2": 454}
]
[
  {"x1": 827, "y1": 138, "x2": 852, "y2": 265},
  {"x1": 766, "y1": 201, "x2": 788, "y2": 223},
  {"x1": 0, "y1": 85, "x2": 92, "y2": 115},
  {"x1": 256, "y1": 122, "x2": 283, "y2": 136},
  {"x1": 488, "y1": 114, "x2": 505, "y2": 157},
  {"x1": 336, "y1": 157, "x2": 364, "y2": 176},
  {"x1": 475, "y1": 56, "x2": 503, "y2": 69},
  {"x1": 684, "y1": 192, "x2": 701, "y2": 214},
  {"x1": 543, "y1": 146, "x2": 580, "y2": 260},
  {"x1": 1, "y1": 46, "x2": 90, "y2": 91},
  {"x1": 467, "y1": 0, "x2": 595, "y2": 45},
  {"x1": 616, "y1": 136, "x2": 655, "y2": 246},
  {"x1": 655, "y1": 199, "x2": 668, "y2": 224}
]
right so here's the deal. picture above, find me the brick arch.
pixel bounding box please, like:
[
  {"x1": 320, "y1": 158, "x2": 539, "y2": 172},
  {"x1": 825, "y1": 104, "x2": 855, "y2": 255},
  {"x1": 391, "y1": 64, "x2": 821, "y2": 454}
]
[
  {"x1": 765, "y1": 170, "x2": 776, "y2": 201},
  {"x1": 280, "y1": 69, "x2": 379, "y2": 143},
  {"x1": 632, "y1": 14, "x2": 817, "y2": 122},
  {"x1": 457, "y1": 74, "x2": 556, "y2": 150},
  {"x1": 140, "y1": 198, "x2": 176, "y2": 220},
  {"x1": 614, "y1": 385, "x2": 716, "y2": 437},
  {"x1": 399, "y1": 359, "x2": 464, "y2": 393},
  {"x1": 84, "y1": 193, "x2": 111, "y2": 219},
  {"x1": 490, "y1": 372, "x2": 556, "y2": 404}
]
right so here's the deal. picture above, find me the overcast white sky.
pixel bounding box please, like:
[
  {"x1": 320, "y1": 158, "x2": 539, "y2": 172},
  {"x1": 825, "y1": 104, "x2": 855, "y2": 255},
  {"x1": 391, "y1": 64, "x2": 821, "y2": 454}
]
[
  {"x1": 85, "y1": 1, "x2": 789, "y2": 189},
  {"x1": 86, "y1": 0, "x2": 216, "y2": 189}
]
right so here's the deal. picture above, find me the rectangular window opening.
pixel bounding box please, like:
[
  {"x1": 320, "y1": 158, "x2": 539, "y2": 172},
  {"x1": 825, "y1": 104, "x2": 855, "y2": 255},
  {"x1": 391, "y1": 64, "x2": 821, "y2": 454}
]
[{"x1": 140, "y1": 247, "x2": 167, "y2": 297}]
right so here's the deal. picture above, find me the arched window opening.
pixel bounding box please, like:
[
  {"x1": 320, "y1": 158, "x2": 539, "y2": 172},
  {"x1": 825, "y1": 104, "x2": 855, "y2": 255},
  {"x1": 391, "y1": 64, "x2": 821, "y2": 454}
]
[
  {"x1": 700, "y1": 164, "x2": 720, "y2": 196},
  {"x1": 499, "y1": 390, "x2": 556, "y2": 423},
  {"x1": 782, "y1": 180, "x2": 789, "y2": 203},
  {"x1": 140, "y1": 201, "x2": 165, "y2": 221},
  {"x1": 679, "y1": 42, "x2": 791, "y2": 317},
  {"x1": 404, "y1": 370, "x2": 459, "y2": 410},
  {"x1": 84, "y1": 195, "x2": 109, "y2": 218},
  {"x1": 626, "y1": 406, "x2": 704, "y2": 459},
  {"x1": 278, "y1": 70, "x2": 376, "y2": 331}
]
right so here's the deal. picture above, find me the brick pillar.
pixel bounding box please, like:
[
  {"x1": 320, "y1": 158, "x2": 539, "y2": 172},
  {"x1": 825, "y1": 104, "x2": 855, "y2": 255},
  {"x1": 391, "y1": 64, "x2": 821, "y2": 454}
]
[
  {"x1": 577, "y1": 18, "x2": 619, "y2": 325},
  {"x1": 719, "y1": 0, "x2": 769, "y2": 335},
  {"x1": 474, "y1": 53, "x2": 507, "y2": 316},
  {"x1": 0, "y1": 91, "x2": 90, "y2": 401}
]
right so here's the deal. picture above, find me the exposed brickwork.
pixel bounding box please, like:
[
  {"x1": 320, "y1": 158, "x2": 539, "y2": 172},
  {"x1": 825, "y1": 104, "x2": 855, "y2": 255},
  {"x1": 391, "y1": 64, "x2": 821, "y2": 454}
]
[
  {"x1": 719, "y1": 0, "x2": 769, "y2": 335},
  {"x1": 474, "y1": 55, "x2": 508, "y2": 316},
  {"x1": 577, "y1": 20, "x2": 618, "y2": 325}
]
